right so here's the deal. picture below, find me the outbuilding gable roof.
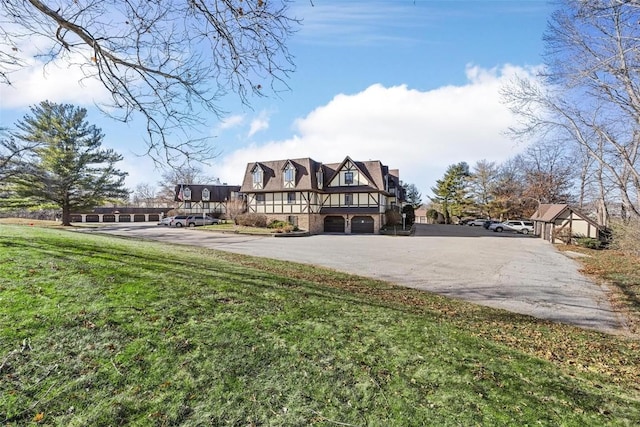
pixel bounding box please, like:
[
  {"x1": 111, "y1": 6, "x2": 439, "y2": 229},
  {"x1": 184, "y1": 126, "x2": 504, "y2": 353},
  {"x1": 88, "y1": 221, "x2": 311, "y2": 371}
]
[
  {"x1": 531, "y1": 203, "x2": 600, "y2": 228},
  {"x1": 530, "y1": 204, "x2": 569, "y2": 222}
]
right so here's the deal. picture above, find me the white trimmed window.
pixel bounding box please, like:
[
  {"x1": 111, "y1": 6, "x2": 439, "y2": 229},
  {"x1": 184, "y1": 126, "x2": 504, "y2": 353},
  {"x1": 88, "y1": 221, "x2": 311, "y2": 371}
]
[
  {"x1": 184, "y1": 187, "x2": 192, "y2": 200},
  {"x1": 253, "y1": 167, "x2": 263, "y2": 189},
  {"x1": 284, "y1": 164, "x2": 295, "y2": 185},
  {"x1": 287, "y1": 192, "x2": 296, "y2": 204},
  {"x1": 345, "y1": 171, "x2": 354, "y2": 185},
  {"x1": 202, "y1": 188, "x2": 210, "y2": 201},
  {"x1": 345, "y1": 193, "x2": 353, "y2": 205}
]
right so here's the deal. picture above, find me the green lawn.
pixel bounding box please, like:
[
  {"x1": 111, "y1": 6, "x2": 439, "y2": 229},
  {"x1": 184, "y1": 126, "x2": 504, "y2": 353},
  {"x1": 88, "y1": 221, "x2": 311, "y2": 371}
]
[{"x1": 1, "y1": 225, "x2": 639, "y2": 426}]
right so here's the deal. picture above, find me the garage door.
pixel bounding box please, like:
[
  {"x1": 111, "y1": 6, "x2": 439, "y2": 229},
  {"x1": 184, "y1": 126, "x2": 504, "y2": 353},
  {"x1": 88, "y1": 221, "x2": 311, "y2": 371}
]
[
  {"x1": 351, "y1": 216, "x2": 374, "y2": 234},
  {"x1": 324, "y1": 216, "x2": 345, "y2": 233}
]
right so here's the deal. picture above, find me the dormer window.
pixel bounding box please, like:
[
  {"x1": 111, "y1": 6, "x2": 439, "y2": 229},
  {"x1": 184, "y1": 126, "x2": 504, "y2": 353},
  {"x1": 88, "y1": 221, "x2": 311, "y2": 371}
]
[
  {"x1": 284, "y1": 165, "x2": 294, "y2": 184},
  {"x1": 345, "y1": 171, "x2": 354, "y2": 185},
  {"x1": 252, "y1": 165, "x2": 264, "y2": 189},
  {"x1": 183, "y1": 187, "x2": 192, "y2": 200},
  {"x1": 282, "y1": 161, "x2": 296, "y2": 188},
  {"x1": 202, "y1": 188, "x2": 210, "y2": 201},
  {"x1": 316, "y1": 167, "x2": 324, "y2": 189}
]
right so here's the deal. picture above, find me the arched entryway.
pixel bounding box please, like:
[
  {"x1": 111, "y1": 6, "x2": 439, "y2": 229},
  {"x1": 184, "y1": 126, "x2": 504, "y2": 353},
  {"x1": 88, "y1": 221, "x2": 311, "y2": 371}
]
[
  {"x1": 324, "y1": 216, "x2": 345, "y2": 233},
  {"x1": 351, "y1": 216, "x2": 374, "y2": 234}
]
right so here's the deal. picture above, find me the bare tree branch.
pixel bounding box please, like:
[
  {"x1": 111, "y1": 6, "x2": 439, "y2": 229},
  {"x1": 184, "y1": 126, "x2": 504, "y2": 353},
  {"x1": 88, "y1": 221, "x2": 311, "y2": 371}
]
[{"x1": 1, "y1": 0, "x2": 299, "y2": 165}]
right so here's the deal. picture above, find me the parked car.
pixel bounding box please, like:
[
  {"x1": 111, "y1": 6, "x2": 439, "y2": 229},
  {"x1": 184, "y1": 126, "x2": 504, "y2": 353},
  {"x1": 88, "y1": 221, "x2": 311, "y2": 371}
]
[
  {"x1": 185, "y1": 215, "x2": 221, "y2": 227},
  {"x1": 489, "y1": 220, "x2": 534, "y2": 234},
  {"x1": 157, "y1": 216, "x2": 174, "y2": 226},
  {"x1": 169, "y1": 215, "x2": 189, "y2": 227},
  {"x1": 482, "y1": 220, "x2": 501, "y2": 229},
  {"x1": 466, "y1": 219, "x2": 488, "y2": 227}
]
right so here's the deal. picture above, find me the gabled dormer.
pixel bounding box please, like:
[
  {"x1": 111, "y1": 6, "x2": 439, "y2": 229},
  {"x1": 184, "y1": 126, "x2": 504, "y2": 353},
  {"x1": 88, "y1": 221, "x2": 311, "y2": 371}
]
[
  {"x1": 202, "y1": 187, "x2": 210, "y2": 201},
  {"x1": 327, "y1": 156, "x2": 371, "y2": 188},
  {"x1": 251, "y1": 163, "x2": 264, "y2": 190},
  {"x1": 183, "y1": 187, "x2": 192, "y2": 200},
  {"x1": 282, "y1": 160, "x2": 296, "y2": 189}
]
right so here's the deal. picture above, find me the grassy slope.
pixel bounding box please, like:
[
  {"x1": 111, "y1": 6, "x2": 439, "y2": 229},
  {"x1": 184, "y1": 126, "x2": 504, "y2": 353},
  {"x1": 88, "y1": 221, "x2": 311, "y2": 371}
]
[{"x1": 0, "y1": 225, "x2": 638, "y2": 426}]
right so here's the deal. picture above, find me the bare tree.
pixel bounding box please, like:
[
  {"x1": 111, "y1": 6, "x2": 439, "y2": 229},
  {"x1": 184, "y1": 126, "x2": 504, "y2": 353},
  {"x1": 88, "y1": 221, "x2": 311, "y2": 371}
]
[
  {"x1": 489, "y1": 156, "x2": 531, "y2": 220},
  {"x1": 1, "y1": 1, "x2": 299, "y2": 165},
  {"x1": 131, "y1": 183, "x2": 158, "y2": 207},
  {"x1": 503, "y1": 0, "x2": 640, "y2": 220},
  {"x1": 521, "y1": 140, "x2": 574, "y2": 205},
  {"x1": 225, "y1": 197, "x2": 245, "y2": 221}
]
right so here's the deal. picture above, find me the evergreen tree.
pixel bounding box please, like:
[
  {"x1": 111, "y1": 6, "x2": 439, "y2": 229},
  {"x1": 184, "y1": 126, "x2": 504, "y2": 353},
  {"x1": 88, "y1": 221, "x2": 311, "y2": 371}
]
[
  {"x1": 402, "y1": 182, "x2": 423, "y2": 209},
  {"x1": 430, "y1": 162, "x2": 471, "y2": 224},
  {"x1": 9, "y1": 101, "x2": 129, "y2": 225}
]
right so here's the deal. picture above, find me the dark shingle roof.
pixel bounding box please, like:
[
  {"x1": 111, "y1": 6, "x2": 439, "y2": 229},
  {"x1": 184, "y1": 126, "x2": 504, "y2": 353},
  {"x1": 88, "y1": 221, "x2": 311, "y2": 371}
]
[
  {"x1": 240, "y1": 156, "x2": 394, "y2": 194},
  {"x1": 174, "y1": 184, "x2": 241, "y2": 202}
]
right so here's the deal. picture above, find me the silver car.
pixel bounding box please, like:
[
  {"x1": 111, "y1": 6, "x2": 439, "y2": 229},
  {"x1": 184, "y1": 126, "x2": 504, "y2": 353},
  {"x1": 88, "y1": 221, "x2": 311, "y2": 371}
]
[
  {"x1": 489, "y1": 220, "x2": 534, "y2": 234},
  {"x1": 185, "y1": 215, "x2": 221, "y2": 227}
]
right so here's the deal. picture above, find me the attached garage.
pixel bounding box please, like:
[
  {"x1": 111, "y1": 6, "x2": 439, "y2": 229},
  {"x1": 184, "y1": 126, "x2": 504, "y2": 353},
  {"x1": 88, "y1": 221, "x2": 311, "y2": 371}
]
[
  {"x1": 351, "y1": 216, "x2": 374, "y2": 234},
  {"x1": 324, "y1": 216, "x2": 345, "y2": 233}
]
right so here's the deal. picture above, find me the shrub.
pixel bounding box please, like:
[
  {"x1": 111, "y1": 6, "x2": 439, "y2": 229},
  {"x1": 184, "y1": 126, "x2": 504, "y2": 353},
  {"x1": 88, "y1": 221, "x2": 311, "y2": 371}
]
[
  {"x1": 609, "y1": 219, "x2": 640, "y2": 256},
  {"x1": 267, "y1": 219, "x2": 297, "y2": 233},
  {"x1": 575, "y1": 236, "x2": 602, "y2": 250},
  {"x1": 235, "y1": 213, "x2": 267, "y2": 228},
  {"x1": 268, "y1": 220, "x2": 289, "y2": 229}
]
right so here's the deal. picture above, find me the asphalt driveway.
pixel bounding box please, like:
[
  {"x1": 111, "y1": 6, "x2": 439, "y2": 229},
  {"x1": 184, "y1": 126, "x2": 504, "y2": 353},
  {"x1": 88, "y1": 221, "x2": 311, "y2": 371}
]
[{"x1": 79, "y1": 223, "x2": 624, "y2": 334}]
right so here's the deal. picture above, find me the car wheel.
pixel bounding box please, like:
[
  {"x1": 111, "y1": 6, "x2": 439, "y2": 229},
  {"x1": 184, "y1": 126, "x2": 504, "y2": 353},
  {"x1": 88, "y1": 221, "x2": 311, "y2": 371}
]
[
  {"x1": 175, "y1": 222, "x2": 183, "y2": 227},
  {"x1": 495, "y1": 227, "x2": 503, "y2": 232},
  {"x1": 189, "y1": 223, "x2": 196, "y2": 227},
  {"x1": 521, "y1": 229, "x2": 529, "y2": 235}
]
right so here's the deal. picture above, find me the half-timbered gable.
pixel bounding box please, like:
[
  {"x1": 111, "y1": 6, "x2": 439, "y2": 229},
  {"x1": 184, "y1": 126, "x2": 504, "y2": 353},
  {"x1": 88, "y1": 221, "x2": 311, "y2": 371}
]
[{"x1": 240, "y1": 156, "x2": 403, "y2": 235}]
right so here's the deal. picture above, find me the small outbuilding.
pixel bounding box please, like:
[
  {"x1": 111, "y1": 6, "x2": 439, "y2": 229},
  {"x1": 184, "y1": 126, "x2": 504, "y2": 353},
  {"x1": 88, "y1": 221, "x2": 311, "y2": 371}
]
[{"x1": 530, "y1": 204, "x2": 602, "y2": 243}]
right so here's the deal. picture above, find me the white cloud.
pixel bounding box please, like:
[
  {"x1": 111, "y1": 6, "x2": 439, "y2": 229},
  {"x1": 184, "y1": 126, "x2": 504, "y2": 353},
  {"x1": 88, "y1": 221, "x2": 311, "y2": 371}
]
[
  {"x1": 248, "y1": 111, "x2": 270, "y2": 137},
  {"x1": 211, "y1": 64, "x2": 539, "y2": 198},
  {"x1": 218, "y1": 114, "x2": 245, "y2": 130},
  {"x1": 1, "y1": 49, "x2": 112, "y2": 109}
]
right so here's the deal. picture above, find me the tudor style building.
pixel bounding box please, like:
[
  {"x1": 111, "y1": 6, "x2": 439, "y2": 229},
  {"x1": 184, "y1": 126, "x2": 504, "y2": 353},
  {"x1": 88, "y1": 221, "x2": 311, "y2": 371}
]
[
  {"x1": 173, "y1": 184, "x2": 243, "y2": 217},
  {"x1": 240, "y1": 156, "x2": 403, "y2": 234}
]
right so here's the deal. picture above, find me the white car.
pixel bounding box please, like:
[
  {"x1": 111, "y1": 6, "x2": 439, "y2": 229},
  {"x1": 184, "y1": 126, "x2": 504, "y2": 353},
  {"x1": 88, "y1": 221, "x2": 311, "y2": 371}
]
[
  {"x1": 489, "y1": 220, "x2": 534, "y2": 234},
  {"x1": 466, "y1": 219, "x2": 488, "y2": 226},
  {"x1": 157, "y1": 216, "x2": 174, "y2": 226}
]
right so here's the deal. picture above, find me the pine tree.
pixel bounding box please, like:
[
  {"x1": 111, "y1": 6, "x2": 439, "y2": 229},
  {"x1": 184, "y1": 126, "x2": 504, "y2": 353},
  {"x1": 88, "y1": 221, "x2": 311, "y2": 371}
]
[
  {"x1": 9, "y1": 101, "x2": 129, "y2": 225},
  {"x1": 430, "y1": 162, "x2": 471, "y2": 224}
]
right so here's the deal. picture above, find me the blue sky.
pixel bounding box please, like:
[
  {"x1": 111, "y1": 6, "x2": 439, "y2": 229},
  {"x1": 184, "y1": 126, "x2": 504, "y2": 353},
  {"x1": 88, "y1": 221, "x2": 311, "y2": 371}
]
[{"x1": 0, "y1": 1, "x2": 555, "y2": 199}]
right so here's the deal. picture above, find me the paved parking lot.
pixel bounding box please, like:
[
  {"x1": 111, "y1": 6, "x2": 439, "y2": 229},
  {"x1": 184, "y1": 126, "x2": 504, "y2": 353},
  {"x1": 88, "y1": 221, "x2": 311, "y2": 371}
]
[{"x1": 79, "y1": 222, "x2": 624, "y2": 334}]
